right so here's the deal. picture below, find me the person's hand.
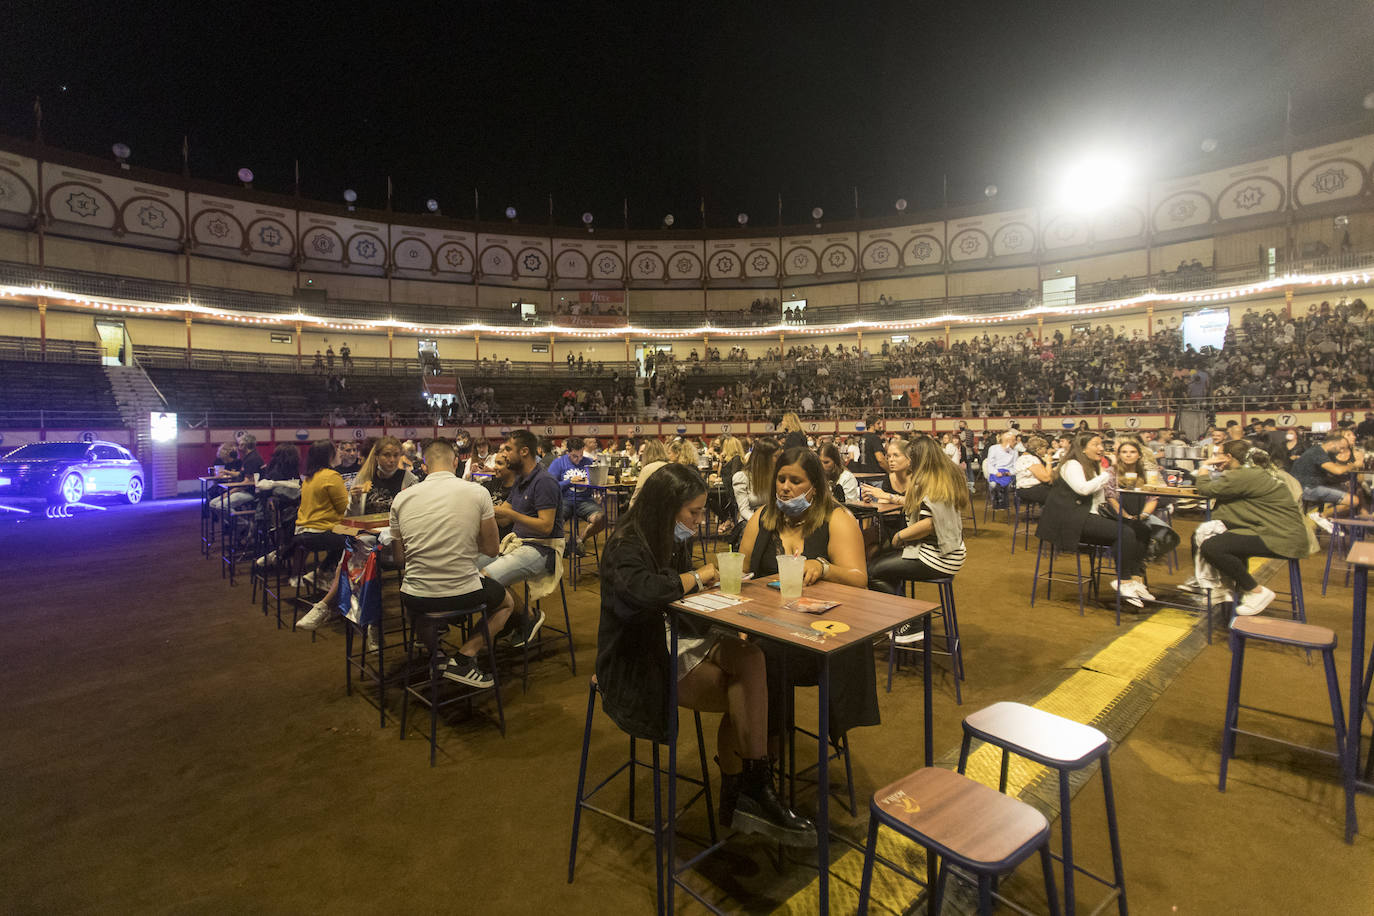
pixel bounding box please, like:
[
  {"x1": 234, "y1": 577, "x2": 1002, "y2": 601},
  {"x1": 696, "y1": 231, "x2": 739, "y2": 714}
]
[
  {"x1": 803, "y1": 558, "x2": 824, "y2": 585},
  {"x1": 349, "y1": 485, "x2": 365, "y2": 499},
  {"x1": 492, "y1": 502, "x2": 514, "y2": 522},
  {"x1": 695, "y1": 564, "x2": 719, "y2": 588}
]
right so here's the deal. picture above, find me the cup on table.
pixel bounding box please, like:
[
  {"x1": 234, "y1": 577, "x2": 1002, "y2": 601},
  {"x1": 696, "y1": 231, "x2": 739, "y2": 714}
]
[
  {"x1": 1121, "y1": 472, "x2": 1138, "y2": 489},
  {"x1": 717, "y1": 551, "x2": 745, "y2": 596},
  {"x1": 776, "y1": 554, "x2": 805, "y2": 601}
]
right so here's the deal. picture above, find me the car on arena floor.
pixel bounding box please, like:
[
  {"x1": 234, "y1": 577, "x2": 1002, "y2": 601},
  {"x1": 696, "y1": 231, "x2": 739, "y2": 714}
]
[{"x1": 0, "y1": 440, "x2": 145, "y2": 505}]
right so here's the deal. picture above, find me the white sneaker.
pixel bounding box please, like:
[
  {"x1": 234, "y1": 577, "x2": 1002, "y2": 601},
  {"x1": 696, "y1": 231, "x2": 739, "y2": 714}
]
[
  {"x1": 1177, "y1": 577, "x2": 1207, "y2": 595},
  {"x1": 366, "y1": 625, "x2": 380, "y2": 652},
  {"x1": 1129, "y1": 581, "x2": 1156, "y2": 602},
  {"x1": 296, "y1": 600, "x2": 332, "y2": 630},
  {"x1": 893, "y1": 623, "x2": 926, "y2": 646},
  {"x1": 1109, "y1": 580, "x2": 1144, "y2": 608},
  {"x1": 254, "y1": 549, "x2": 278, "y2": 570},
  {"x1": 1309, "y1": 510, "x2": 1334, "y2": 534},
  {"x1": 1235, "y1": 586, "x2": 1276, "y2": 617}
]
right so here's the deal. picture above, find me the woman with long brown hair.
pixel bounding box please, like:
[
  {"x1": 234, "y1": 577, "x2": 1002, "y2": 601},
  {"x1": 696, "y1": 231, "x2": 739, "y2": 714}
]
[
  {"x1": 1036, "y1": 431, "x2": 1151, "y2": 607},
  {"x1": 732, "y1": 438, "x2": 781, "y2": 525},
  {"x1": 350, "y1": 435, "x2": 418, "y2": 515}
]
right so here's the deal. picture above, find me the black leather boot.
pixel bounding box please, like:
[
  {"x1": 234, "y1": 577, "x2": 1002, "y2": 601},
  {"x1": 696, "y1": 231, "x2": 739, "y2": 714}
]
[
  {"x1": 716, "y1": 758, "x2": 741, "y2": 828},
  {"x1": 732, "y1": 757, "x2": 817, "y2": 847}
]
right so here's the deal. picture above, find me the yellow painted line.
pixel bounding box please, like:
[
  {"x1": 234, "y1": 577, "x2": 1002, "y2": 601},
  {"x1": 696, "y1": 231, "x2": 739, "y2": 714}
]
[{"x1": 770, "y1": 606, "x2": 1201, "y2": 915}]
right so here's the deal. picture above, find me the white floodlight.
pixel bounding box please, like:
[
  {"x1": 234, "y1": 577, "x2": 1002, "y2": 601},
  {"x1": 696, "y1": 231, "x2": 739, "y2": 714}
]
[{"x1": 1050, "y1": 153, "x2": 1133, "y2": 213}]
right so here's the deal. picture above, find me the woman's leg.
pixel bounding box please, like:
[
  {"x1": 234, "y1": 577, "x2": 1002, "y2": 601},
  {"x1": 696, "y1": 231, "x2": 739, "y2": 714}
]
[
  {"x1": 677, "y1": 638, "x2": 767, "y2": 772},
  {"x1": 1080, "y1": 514, "x2": 1145, "y2": 578},
  {"x1": 868, "y1": 550, "x2": 943, "y2": 595},
  {"x1": 1200, "y1": 532, "x2": 1279, "y2": 593}
]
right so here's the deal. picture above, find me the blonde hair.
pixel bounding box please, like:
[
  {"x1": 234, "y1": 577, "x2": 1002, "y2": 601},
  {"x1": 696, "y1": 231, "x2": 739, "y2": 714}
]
[
  {"x1": 640, "y1": 438, "x2": 669, "y2": 464},
  {"x1": 357, "y1": 436, "x2": 404, "y2": 489},
  {"x1": 719, "y1": 435, "x2": 745, "y2": 465},
  {"x1": 675, "y1": 439, "x2": 700, "y2": 466},
  {"x1": 746, "y1": 439, "x2": 782, "y2": 505},
  {"x1": 780, "y1": 412, "x2": 803, "y2": 433},
  {"x1": 904, "y1": 436, "x2": 970, "y2": 518}
]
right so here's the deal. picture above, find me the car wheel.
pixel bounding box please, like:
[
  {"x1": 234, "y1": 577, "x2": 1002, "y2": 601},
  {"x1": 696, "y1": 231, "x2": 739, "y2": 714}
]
[
  {"x1": 60, "y1": 472, "x2": 85, "y2": 505},
  {"x1": 126, "y1": 476, "x2": 144, "y2": 504}
]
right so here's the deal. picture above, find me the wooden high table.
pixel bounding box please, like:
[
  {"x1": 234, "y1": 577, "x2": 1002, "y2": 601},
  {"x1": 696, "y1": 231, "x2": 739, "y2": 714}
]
[
  {"x1": 667, "y1": 578, "x2": 939, "y2": 914},
  {"x1": 1340, "y1": 542, "x2": 1374, "y2": 842}
]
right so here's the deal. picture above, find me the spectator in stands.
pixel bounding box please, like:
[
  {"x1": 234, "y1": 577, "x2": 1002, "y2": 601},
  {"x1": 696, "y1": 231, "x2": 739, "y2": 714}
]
[
  {"x1": 820, "y1": 443, "x2": 860, "y2": 504},
  {"x1": 339, "y1": 342, "x2": 352, "y2": 371},
  {"x1": 325, "y1": 346, "x2": 335, "y2": 371},
  {"x1": 332, "y1": 440, "x2": 362, "y2": 488},
  {"x1": 313, "y1": 350, "x2": 323, "y2": 373},
  {"x1": 868, "y1": 437, "x2": 969, "y2": 645},
  {"x1": 596, "y1": 462, "x2": 816, "y2": 846},
  {"x1": 1036, "y1": 432, "x2": 1152, "y2": 607},
  {"x1": 293, "y1": 441, "x2": 350, "y2": 628},
  {"x1": 389, "y1": 439, "x2": 523, "y2": 688},
  {"x1": 1194, "y1": 439, "x2": 1314, "y2": 616},
  {"x1": 1292, "y1": 432, "x2": 1362, "y2": 526},
  {"x1": 350, "y1": 436, "x2": 417, "y2": 516},
  {"x1": 548, "y1": 436, "x2": 606, "y2": 556}
]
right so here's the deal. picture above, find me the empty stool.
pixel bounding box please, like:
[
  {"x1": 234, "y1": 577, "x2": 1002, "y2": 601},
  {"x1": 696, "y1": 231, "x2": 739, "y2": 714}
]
[
  {"x1": 958, "y1": 702, "x2": 1127, "y2": 916},
  {"x1": 568, "y1": 677, "x2": 717, "y2": 912},
  {"x1": 513, "y1": 579, "x2": 577, "y2": 692},
  {"x1": 399, "y1": 600, "x2": 506, "y2": 766},
  {"x1": 888, "y1": 577, "x2": 964, "y2": 704},
  {"x1": 857, "y1": 767, "x2": 1061, "y2": 916},
  {"x1": 1011, "y1": 489, "x2": 1040, "y2": 554},
  {"x1": 1219, "y1": 617, "x2": 1346, "y2": 797},
  {"x1": 1030, "y1": 540, "x2": 1118, "y2": 619}
]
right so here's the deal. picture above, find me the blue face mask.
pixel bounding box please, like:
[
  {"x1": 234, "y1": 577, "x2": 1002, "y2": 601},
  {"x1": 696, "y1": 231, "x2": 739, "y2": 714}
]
[
  {"x1": 674, "y1": 521, "x2": 696, "y2": 542},
  {"x1": 776, "y1": 491, "x2": 812, "y2": 517}
]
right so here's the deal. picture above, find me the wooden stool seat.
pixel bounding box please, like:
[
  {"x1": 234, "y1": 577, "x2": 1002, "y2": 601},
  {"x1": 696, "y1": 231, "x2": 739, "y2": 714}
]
[
  {"x1": 872, "y1": 768, "x2": 1049, "y2": 870},
  {"x1": 963, "y1": 701, "x2": 1108, "y2": 768},
  {"x1": 1230, "y1": 616, "x2": 1335, "y2": 650},
  {"x1": 859, "y1": 767, "x2": 1061, "y2": 915}
]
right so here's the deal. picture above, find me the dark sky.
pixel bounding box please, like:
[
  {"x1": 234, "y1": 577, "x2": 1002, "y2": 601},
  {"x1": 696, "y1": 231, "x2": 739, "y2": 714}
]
[{"x1": 2, "y1": 0, "x2": 1372, "y2": 228}]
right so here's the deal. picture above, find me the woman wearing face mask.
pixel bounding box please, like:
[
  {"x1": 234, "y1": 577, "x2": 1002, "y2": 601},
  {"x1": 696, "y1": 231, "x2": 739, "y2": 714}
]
[
  {"x1": 597, "y1": 463, "x2": 816, "y2": 846},
  {"x1": 350, "y1": 436, "x2": 418, "y2": 515},
  {"x1": 737, "y1": 447, "x2": 873, "y2": 743}
]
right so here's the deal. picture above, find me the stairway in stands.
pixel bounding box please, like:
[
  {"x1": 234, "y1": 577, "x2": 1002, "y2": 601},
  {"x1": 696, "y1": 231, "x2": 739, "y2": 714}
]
[{"x1": 105, "y1": 364, "x2": 173, "y2": 496}]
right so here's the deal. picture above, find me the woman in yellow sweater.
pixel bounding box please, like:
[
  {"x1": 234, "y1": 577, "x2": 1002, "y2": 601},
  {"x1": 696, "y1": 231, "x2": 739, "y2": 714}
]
[{"x1": 294, "y1": 440, "x2": 349, "y2": 588}]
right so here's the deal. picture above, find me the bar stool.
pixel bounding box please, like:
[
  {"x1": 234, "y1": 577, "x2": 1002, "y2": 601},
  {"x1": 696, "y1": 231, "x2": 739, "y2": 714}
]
[
  {"x1": 511, "y1": 578, "x2": 577, "y2": 692},
  {"x1": 568, "y1": 677, "x2": 717, "y2": 914},
  {"x1": 1222, "y1": 557, "x2": 1307, "y2": 627},
  {"x1": 888, "y1": 576, "x2": 964, "y2": 704},
  {"x1": 857, "y1": 767, "x2": 1061, "y2": 916},
  {"x1": 984, "y1": 479, "x2": 1013, "y2": 523},
  {"x1": 1011, "y1": 488, "x2": 1040, "y2": 554},
  {"x1": 286, "y1": 544, "x2": 332, "y2": 637},
  {"x1": 1030, "y1": 540, "x2": 1116, "y2": 618},
  {"x1": 1321, "y1": 518, "x2": 1374, "y2": 595},
  {"x1": 399, "y1": 599, "x2": 506, "y2": 766},
  {"x1": 1219, "y1": 617, "x2": 1346, "y2": 795},
  {"x1": 957, "y1": 701, "x2": 1127, "y2": 916}
]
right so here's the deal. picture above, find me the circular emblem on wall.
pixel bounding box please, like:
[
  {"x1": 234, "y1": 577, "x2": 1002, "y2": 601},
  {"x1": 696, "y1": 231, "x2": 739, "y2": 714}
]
[
  {"x1": 751, "y1": 254, "x2": 771, "y2": 272},
  {"x1": 523, "y1": 253, "x2": 543, "y2": 271},
  {"x1": 206, "y1": 216, "x2": 232, "y2": 240},
  {"x1": 137, "y1": 205, "x2": 167, "y2": 231},
  {"x1": 1167, "y1": 199, "x2": 1197, "y2": 223},
  {"x1": 404, "y1": 427, "x2": 418, "y2": 437},
  {"x1": 353, "y1": 428, "x2": 365, "y2": 439},
  {"x1": 596, "y1": 255, "x2": 618, "y2": 275},
  {"x1": 714, "y1": 255, "x2": 735, "y2": 273},
  {"x1": 67, "y1": 192, "x2": 100, "y2": 219},
  {"x1": 444, "y1": 248, "x2": 465, "y2": 267},
  {"x1": 355, "y1": 239, "x2": 379, "y2": 259},
  {"x1": 674, "y1": 257, "x2": 694, "y2": 274},
  {"x1": 295, "y1": 429, "x2": 310, "y2": 440},
  {"x1": 311, "y1": 234, "x2": 335, "y2": 255}
]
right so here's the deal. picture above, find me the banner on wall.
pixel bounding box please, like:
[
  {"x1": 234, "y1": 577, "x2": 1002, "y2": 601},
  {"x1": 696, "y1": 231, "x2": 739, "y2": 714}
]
[{"x1": 889, "y1": 376, "x2": 921, "y2": 407}]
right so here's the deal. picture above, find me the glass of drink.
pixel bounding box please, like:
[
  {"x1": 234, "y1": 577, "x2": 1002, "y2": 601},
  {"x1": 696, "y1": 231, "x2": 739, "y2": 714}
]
[
  {"x1": 717, "y1": 551, "x2": 745, "y2": 596},
  {"x1": 1121, "y1": 472, "x2": 1138, "y2": 489},
  {"x1": 776, "y1": 555, "x2": 805, "y2": 601}
]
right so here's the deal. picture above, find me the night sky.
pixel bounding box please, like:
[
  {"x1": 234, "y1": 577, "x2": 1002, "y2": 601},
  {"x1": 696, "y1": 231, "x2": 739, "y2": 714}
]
[{"x1": 2, "y1": 0, "x2": 1372, "y2": 228}]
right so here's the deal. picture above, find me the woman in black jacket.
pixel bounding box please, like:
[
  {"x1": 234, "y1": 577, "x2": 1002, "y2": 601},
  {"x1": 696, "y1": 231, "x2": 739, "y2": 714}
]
[{"x1": 597, "y1": 463, "x2": 815, "y2": 847}]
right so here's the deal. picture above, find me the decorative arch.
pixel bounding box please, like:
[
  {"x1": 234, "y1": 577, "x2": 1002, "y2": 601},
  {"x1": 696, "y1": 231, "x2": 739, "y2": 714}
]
[
  {"x1": 818, "y1": 243, "x2": 856, "y2": 273},
  {"x1": 300, "y1": 225, "x2": 345, "y2": 260},
  {"x1": 47, "y1": 181, "x2": 118, "y2": 229},
  {"x1": 515, "y1": 246, "x2": 549, "y2": 277},
  {"x1": 903, "y1": 234, "x2": 943, "y2": 266},
  {"x1": 860, "y1": 238, "x2": 901, "y2": 271},
  {"x1": 990, "y1": 221, "x2": 1035, "y2": 256},
  {"x1": 345, "y1": 231, "x2": 387, "y2": 268},
  {"x1": 0, "y1": 166, "x2": 38, "y2": 217},
  {"x1": 783, "y1": 246, "x2": 818, "y2": 276},
  {"x1": 120, "y1": 195, "x2": 184, "y2": 241},
  {"x1": 1216, "y1": 176, "x2": 1285, "y2": 219},
  {"x1": 666, "y1": 250, "x2": 702, "y2": 280},
  {"x1": 392, "y1": 236, "x2": 435, "y2": 271},
  {"x1": 244, "y1": 216, "x2": 293, "y2": 256},
  {"x1": 435, "y1": 241, "x2": 473, "y2": 273},
  {"x1": 194, "y1": 208, "x2": 246, "y2": 249},
  {"x1": 1152, "y1": 190, "x2": 1214, "y2": 232},
  {"x1": 948, "y1": 228, "x2": 990, "y2": 261},
  {"x1": 479, "y1": 244, "x2": 514, "y2": 276},
  {"x1": 742, "y1": 247, "x2": 778, "y2": 277},
  {"x1": 629, "y1": 250, "x2": 665, "y2": 281},
  {"x1": 1293, "y1": 157, "x2": 1368, "y2": 208},
  {"x1": 556, "y1": 249, "x2": 591, "y2": 280}
]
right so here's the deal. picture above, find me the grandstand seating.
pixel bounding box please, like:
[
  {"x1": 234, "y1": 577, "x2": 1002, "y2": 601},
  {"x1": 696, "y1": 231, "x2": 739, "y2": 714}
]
[{"x1": 0, "y1": 359, "x2": 121, "y2": 429}]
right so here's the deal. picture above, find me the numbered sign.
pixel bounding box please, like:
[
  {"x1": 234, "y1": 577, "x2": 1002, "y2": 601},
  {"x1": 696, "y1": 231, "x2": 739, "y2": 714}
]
[
  {"x1": 1124, "y1": 416, "x2": 1141, "y2": 429},
  {"x1": 807, "y1": 422, "x2": 819, "y2": 432},
  {"x1": 901, "y1": 420, "x2": 914, "y2": 431},
  {"x1": 720, "y1": 423, "x2": 731, "y2": 434},
  {"x1": 1278, "y1": 413, "x2": 1296, "y2": 428},
  {"x1": 80, "y1": 430, "x2": 96, "y2": 443},
  {"x1": 404, "y1": 427, "x2": 418, "y2": 438},
  {"x1": 632, "y1": 424, "x2": 644, "y2": 435},
  {"x1": 543, "y1": 426, "x2": 556, "y2": 436},
  {"x1": 587, "y1": 426, "x2": 600, "y2": 435}
]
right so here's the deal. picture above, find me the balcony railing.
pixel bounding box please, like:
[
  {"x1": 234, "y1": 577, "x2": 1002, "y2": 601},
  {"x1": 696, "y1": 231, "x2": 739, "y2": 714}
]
[{"x1": 1, "y1": 249, "x2": 1370, "y2": 335}]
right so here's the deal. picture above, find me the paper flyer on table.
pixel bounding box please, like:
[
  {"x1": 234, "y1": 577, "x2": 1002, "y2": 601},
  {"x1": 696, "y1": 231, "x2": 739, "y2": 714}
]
[{"x1": 679, "y1": 592, "x2": 749, "y2": 612}]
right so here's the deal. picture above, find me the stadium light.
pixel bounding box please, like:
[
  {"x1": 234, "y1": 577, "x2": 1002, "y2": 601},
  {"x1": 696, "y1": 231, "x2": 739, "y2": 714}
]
[{"x1": 1050, "y1": 153, "x2": 1133, "y2": 213}]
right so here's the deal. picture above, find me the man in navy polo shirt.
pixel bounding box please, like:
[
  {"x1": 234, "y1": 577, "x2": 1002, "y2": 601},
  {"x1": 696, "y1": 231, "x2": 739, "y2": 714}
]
[
  {"x1": 474, "y1": 429, "x2": 562, "y2": 645},
  {"x1": 547, "y1": 435, "x2": 606, "y2": 556}
]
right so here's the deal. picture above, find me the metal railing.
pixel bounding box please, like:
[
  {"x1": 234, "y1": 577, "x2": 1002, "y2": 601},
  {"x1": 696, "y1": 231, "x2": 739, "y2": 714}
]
[{"x1": 2, "y1": 249, "x2": 1371, "y2": 335}]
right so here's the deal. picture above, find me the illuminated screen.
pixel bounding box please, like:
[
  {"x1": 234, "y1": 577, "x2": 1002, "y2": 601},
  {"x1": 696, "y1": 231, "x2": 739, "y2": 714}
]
[
  {"x1": 150, "y1": 412, "x2": 177, "y2": 443},
  {"x1": 1181, "y1": 308, "x2": 1229, "y2": 351}
]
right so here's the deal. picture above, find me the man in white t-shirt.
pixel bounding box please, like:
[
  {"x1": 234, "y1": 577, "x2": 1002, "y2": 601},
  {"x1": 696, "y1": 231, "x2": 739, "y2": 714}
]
[{"x1": 390, "y1": 439, "x2": 524, "y2": 688}]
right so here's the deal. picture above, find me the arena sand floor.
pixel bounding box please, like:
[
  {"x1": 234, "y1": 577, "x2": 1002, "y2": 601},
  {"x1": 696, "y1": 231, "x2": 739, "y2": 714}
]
[{"x1": 1, "y1": 497, "x2": 1370, "y2": 914}]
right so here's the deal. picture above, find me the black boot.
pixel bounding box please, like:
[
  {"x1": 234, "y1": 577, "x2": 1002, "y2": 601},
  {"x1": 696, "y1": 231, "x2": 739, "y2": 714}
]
[
  {"x1": 716, "y1": 757, "x2": 741, "y2": 828},
  {"x1": 732, "y1": 758, "x2": 817, "y2": 848}
]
